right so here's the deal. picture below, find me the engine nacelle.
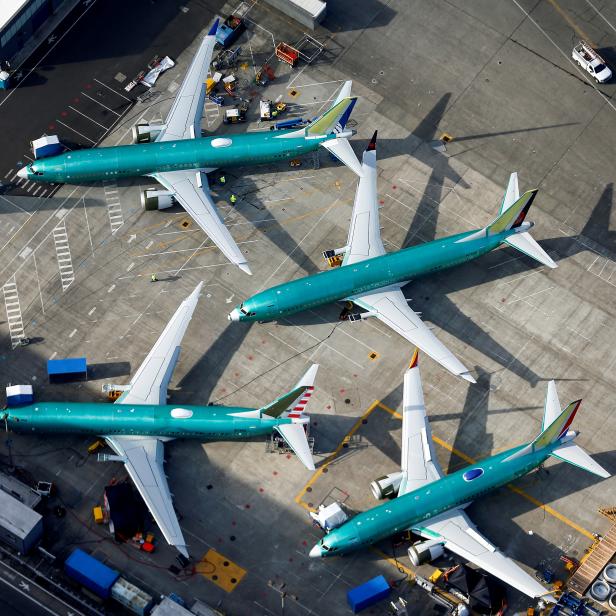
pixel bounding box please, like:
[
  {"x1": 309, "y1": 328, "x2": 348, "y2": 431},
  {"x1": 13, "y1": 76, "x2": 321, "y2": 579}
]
[
  {"x1": 132, "y1": 123, "x2": 165, "y2": 144},
  {"x1": 408, "y1": 539, "x2": 445, "y2": 566},
  {"x1": 370, "y1": 471, "x2": 403, "y2": 500},
  {"x1": 408, "y1": 539, "x2": 445, "y2": 567},
  {"x1": 141, "y1": 188, "x2": 175, "y2": 211}
]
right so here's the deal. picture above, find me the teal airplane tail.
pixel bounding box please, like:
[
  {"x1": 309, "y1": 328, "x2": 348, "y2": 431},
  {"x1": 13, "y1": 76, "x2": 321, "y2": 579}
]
[
  {"x1": 486, "y1": 172, "x2": 557, "y2": 269},
  {"x1": 504, "y1": 381, "x2": 610, "y2": 478}
]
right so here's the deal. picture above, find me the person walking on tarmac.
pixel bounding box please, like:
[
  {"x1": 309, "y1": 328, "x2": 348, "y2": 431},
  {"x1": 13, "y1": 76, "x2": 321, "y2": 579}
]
[
  {"x1": 151, "y1": 273, "x2": 158, "y2": 282},
  {"x1": 230, "y1": 194, "x2": 237, "y2": 206},
  {"x1": 219, "y1": 175, "x2": 226, "y2": 185}
]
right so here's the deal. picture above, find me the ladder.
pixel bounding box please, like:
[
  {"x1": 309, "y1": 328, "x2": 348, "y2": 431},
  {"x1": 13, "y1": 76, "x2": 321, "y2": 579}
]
[{"x1": 2, "y1": 277, "x2": 25, "y2": 348}]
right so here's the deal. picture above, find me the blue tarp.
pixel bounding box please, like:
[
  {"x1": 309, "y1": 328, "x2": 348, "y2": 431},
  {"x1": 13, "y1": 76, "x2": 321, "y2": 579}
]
[
  {"x1": 64, "y1": 549, "x2": 119, "y2": 599},
  {"x1": 347, "y1": 575, "x2": 390, "y2": 613}
]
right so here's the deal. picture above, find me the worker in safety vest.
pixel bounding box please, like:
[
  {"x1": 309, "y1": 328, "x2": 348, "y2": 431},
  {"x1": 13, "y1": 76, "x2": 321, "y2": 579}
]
[
  {"x1": 151, "y1": 273, "x2": 158, "y2": 282},
  {"x1": 230, "y1": 194, "x2": 237, "y2": 205},
  {"x1": 219, "y1": 175, "x2": 226, "y2": 185}
]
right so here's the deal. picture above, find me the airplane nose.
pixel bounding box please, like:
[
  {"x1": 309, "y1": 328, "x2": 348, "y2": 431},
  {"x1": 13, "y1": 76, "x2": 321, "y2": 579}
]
[
  {"x1": 309, "y1": 544, "x2": 322, "y2": 558},
  {"x1": 228, "y1": 308, "x2": 240, "y2": 322},
  {"x1": 17, "y1": 167, "x2": 28, "y2": 180}
]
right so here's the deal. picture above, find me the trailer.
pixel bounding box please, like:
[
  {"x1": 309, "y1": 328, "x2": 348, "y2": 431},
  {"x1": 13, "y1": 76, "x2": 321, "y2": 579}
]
[
  {"x1": 275, "y1": 42, "x2": 300, "y2": 67},
  {"x1": 64, "y1": 549, "x2": 119, "y2": 599},
  {"x1": 216, "y1": 15, "x2": 245, "y2": 49}
]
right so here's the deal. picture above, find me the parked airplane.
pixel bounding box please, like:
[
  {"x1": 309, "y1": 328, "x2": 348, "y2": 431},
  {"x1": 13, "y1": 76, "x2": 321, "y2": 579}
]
[
  {"x1": 309, "y1": 351, "x2": 609, "y2": 600},
  {"x1": 17, "y1": 20, "x2": 361, "y2": 275},
  {"x1": 1, "y1": 284, "x2": 318, "y2": 558},
  {"x1": 229, "y1": 132, "x2": 557, "y2": 382}
]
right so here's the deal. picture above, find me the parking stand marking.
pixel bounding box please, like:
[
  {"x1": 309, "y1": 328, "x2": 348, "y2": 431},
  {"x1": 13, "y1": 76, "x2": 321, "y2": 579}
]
[
  {"x1": 103, "y1": 180, "x2": 125, "y2": 234},
  {"x1": 52, "y1": 219, "x2": 75, "y2": 291},
  {"x1": 2, "y1": 276, "x2": 25, "y2": 348}
]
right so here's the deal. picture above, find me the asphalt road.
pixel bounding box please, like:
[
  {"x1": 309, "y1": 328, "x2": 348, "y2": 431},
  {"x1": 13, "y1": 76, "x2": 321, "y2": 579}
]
[{"x1": 0, "y1": 0, "x2": 226, "y2": 197}]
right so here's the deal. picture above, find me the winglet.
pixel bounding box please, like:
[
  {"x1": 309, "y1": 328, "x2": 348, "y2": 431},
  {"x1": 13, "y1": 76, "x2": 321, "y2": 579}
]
[
  {"x1": 366, "y1": 131, "x2": 378, "y2": 152},
  {"x1": 208, "y1": 18, "x2": 220, "y2": 36},
  {"x1": 409, "y1": 348, "x2": 419, "y2": 370}
]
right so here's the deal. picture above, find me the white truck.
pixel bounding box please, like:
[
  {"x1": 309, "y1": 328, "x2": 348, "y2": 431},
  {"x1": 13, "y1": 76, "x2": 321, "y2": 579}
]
[{"x1": 572, "y1": 40, "x2": 612, "y2": 83}]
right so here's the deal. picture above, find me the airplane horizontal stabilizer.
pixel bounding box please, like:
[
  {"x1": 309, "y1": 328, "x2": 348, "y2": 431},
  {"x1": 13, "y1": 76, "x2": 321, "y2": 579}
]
[
  {"x1": 550, "y1": 441, "x2": 610, "y2": 478},
  {"x1": 275, "y1": 424, "x2": 315, "y2": 471},
  {"x1": 320, "y1": 138, "x2": 363, "y2": 176},
  {"x1": 505, "y1": 232, "x2": 557, "y2": 269}
]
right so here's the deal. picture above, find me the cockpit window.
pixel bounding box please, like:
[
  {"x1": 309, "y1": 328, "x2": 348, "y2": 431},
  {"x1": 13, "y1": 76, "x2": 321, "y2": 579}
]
[{"x1": 239, "y1": 303, "x2": 248, "y2": 315}]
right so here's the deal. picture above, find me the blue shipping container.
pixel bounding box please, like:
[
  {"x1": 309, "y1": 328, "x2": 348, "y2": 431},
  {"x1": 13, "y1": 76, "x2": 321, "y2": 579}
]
[
  {"x1": 347, "y1": 575, "x2": 390, "y2": 613},
  {"x1": 48, "y1": 357, "x2": 87, "y2": 382},
  {"x1": 64, "y1": 549, "x2": 119, "y2": 599}
]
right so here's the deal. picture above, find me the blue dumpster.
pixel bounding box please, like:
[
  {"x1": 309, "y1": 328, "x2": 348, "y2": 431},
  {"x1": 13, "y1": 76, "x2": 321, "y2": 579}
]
[
  {"x1": 47, "y1": 357, "x2": 87, "y2": 383},
  {"x1": 347, "y1": 575, "x2": 391, "y2": 613}
]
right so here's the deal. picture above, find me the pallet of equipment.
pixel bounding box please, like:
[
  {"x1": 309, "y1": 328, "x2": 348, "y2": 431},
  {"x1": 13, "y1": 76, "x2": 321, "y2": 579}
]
[{"x1": 567, "y1": 524, "x2": 616, "y2": 595}]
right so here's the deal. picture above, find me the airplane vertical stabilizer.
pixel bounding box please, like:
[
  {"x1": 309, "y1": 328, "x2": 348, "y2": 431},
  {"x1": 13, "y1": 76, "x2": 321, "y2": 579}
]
[{"x1": 487, "y1": 175, "x2": 557, "y2": 269}]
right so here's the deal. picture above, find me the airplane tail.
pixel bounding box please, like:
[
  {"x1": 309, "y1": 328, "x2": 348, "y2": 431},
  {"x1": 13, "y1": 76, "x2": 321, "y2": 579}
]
[
  {"x1": 258, "y1": 365, "x2": 318, "y2": 471},
  {"x1": 306, "y1": 81, "x2": 363, "y2": 177},
  {"x1": 504, "y1": 381, "x2": 610, "y2": 478},
  {"x1": 487, "y1": 173, "x2": 556, "y2": 269},
  {"x1": 305, "y1": 81, "x2": 356, "y2": 137}
]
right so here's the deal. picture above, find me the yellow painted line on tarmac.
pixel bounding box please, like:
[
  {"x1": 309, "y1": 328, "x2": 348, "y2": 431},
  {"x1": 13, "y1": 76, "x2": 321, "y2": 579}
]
[
  {"x1": 377, "y1": 401, "x2": 595, "y2": 540},
  {"x1": 294, "y1": 400, "x2": 380, "y2": 511},
  {"x1": 545, "y1": 0, "x2": 597, "y2": 47}
]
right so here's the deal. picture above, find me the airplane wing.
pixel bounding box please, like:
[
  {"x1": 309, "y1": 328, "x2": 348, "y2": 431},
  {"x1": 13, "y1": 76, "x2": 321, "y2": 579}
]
[
  {"x1": 117, "y1": 282, "x2": 202, "y2": 406},
  {"x1": 340, "y1": 133, "x2": 473, "y2": 381},
  {"x1": 158, "y1": 20, "x2": 219, "y2": 142},
  {"x1": 411, "y1": 509, "x2": 552, "y2": 600},
  {"x1": 397, "y1": 351, "x2": 444, "y2": 496},
  {"x1": 342, "y1": 131, "x2": 384, "y2": 266},
  {"x1": 152, "y1": 171, "x2": 251, "y2": 274},
  {"x1": 105, "y1": 436, "x2": 189, "y2": 558},
  {"x1": 351, "y1": 287, "x2": 475, "y2": 383}
]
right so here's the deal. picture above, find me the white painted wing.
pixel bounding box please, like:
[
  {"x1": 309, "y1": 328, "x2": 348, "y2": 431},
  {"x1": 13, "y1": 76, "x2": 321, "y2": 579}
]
[
  {"x1": 158, "y1": 21, "x2": 218, "y2": 142},
  {"x1": 398, "y1": 359, "x2": 443, "y2": 496},
  {"x1": 352, "y1": 287, "x2": 476, "y2": 382},
  {"x1": 274, "y1": 424, "x2": 316, "y2": 471},
  {"x1": 153, "y1": 170, "x2": 251, "y2": 274},
  {"x1": 412, "y1": 509, "x2": 552, "y2": 600},
  {"x1": 342, "y1": 140, "x2": 385, "y2": 265},
  {"x1": 105, "y1": 436, "x2": 188, "y2": 558},
  {"x1": 118, "y1": 283, "x2": 202, "y2": 406}
]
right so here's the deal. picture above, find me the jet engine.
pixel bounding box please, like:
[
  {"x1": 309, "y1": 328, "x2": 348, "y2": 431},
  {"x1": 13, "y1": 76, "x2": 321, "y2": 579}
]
[
  {"x1": 408, "y1": 539, "x2": 445, "y2": 566},
  {"x1": 141, "y1": 188, "x2": 175, "y2": 211},
  {"x1": 370, "y1": 471, "x2": 403, "y2": 500},
  {"x1": 132, "y1": 123, "x2": 165, "y2": 144}
]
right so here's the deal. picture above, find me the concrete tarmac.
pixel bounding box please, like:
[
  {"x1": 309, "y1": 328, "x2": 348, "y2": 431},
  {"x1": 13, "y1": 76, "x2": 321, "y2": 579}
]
[{"x1": 1, "y1": 0, "x2": 615, "y2": 614}]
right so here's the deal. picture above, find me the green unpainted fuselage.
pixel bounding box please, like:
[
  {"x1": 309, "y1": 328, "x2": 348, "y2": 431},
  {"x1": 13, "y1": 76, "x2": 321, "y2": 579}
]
[
  {"x1": 7, "y1": 402, "x2": 293, "y2": 440},
  {"x1": 315, "y1": 441, "x2": 556, "y2": 556},
  {"x1": 233, "y1": 227, "x2": 514, "y2": 322},
  {"x1": 22, "y1": 130, "x2": 328, "y2": 184}
]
